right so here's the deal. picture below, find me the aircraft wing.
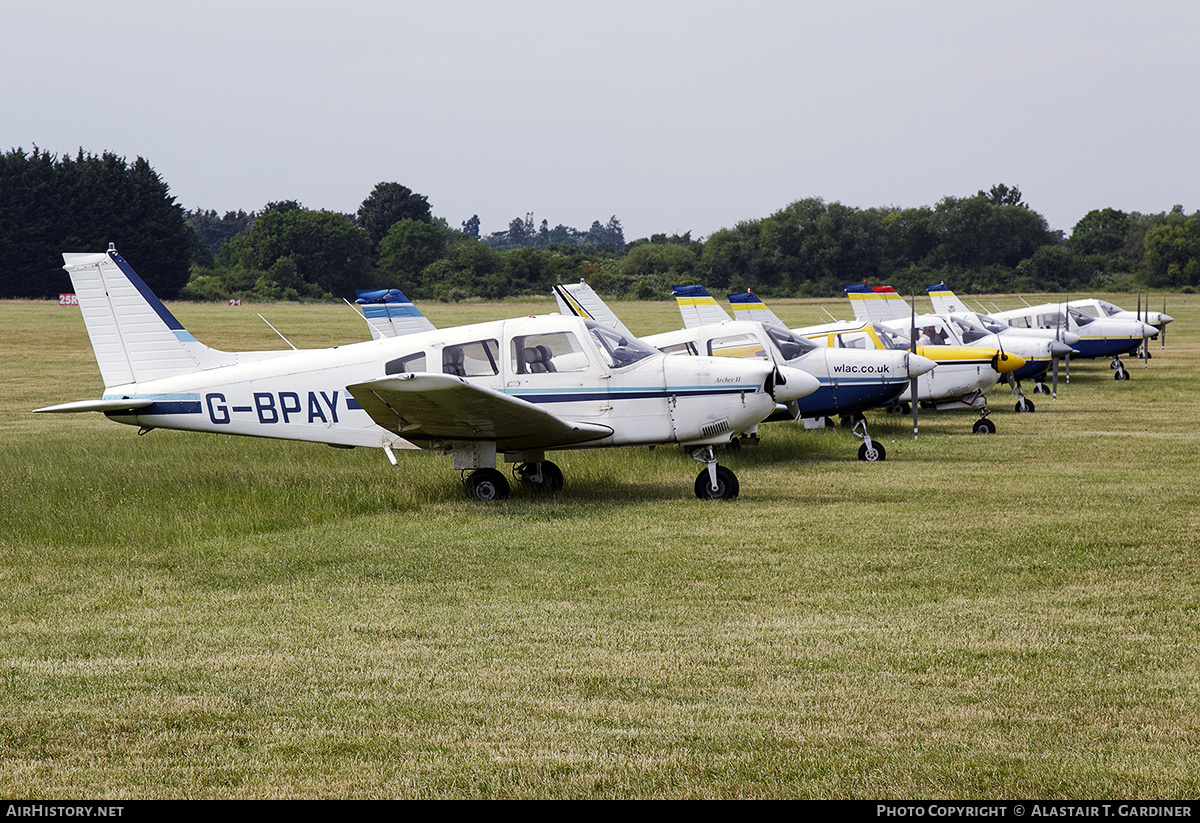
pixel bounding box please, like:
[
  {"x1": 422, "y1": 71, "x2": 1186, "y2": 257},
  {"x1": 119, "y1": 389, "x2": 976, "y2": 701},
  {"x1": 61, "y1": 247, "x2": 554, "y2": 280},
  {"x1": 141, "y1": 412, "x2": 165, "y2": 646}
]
[{"x1": 346, "y1": 373, "x2": 613, "y2": 451}]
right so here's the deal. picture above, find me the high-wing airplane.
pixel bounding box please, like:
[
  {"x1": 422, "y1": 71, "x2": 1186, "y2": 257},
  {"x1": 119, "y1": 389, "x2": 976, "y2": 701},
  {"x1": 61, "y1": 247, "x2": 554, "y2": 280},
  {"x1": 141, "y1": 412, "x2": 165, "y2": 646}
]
[
  {"x1": 845, "y1": 283, "x2": 1076, "y2": 410},
  {"x1": 552, "y1": 282, "x2": 936, "y2": 461},
  {"x1": 987, "y1": 298, "x2": 1159, "y2": 380},
  {"x1": 35, "y1": 246, "x2": 819, "y2": 501},
  {"x1": 732, "y1": 289, "x2": 1026, "y2": 434}
]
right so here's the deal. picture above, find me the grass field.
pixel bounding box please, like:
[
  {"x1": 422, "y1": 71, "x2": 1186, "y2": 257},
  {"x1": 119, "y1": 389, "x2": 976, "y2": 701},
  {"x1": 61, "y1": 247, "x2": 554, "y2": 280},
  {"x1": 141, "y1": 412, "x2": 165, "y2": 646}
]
[{"x1": 2, "y1": 292, "x2": 1198, "y2": 799}]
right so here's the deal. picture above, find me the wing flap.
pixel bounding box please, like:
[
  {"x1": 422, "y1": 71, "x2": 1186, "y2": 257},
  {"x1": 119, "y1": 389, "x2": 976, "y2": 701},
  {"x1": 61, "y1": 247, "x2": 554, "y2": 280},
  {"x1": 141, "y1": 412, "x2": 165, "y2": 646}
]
[{"x1": 346, "y1": 374, "x2": 612, "y2": 450}]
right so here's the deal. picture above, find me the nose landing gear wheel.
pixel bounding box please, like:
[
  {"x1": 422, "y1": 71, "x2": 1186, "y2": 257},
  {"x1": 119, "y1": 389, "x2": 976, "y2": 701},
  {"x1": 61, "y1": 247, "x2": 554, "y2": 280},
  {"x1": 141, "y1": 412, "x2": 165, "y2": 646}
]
[
  {"x1": 463, "y1": 468, "x2": 510, "y2": 501},
  {"x1": 1015, "y1": 397, "x2": 1035, "y2": 413},
  {"x1": 972, "y1": 418, "x2": 997, "y2": 434},
  {"x1": 694, "y1": 465, "x2": 739, "y2": 500},
  {"x1": 858, "y1": 441, "x2": 886, "y2": 462}
]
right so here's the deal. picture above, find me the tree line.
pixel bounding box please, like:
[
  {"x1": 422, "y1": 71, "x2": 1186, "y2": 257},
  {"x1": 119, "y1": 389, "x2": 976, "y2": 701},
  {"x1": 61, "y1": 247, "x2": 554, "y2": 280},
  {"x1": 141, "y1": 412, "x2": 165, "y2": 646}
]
[{"x1": 3, "y1": 148, "x2": 1198, "y2": 302}]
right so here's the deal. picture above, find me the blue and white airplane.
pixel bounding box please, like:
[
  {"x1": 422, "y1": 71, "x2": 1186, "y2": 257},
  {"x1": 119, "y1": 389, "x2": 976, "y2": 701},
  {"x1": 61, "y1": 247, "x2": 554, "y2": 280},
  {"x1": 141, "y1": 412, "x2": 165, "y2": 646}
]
[
  {"x1": 845, "y1": 283, "x2": 1077, "y2": 409},
  {"x1": 35, "y1": 246, "x2": 819, "y2": 500},
  {"x1": 552, "y1": 282, "x2": 935, "y2": 461},
  {"x1": 988, "y1": 298, "x2": 1159, "y2": 380}
]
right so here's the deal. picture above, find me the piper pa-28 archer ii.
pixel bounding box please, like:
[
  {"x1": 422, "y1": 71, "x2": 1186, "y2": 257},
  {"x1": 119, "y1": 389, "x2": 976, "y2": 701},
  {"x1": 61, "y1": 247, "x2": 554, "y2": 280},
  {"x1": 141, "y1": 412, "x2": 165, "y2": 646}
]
[
  {"x1": 35, "y1": 246, "x2": 820, "y2": 501},
  {"x1": 552, "y1": 282, "x2": 936, "y2": 462}
]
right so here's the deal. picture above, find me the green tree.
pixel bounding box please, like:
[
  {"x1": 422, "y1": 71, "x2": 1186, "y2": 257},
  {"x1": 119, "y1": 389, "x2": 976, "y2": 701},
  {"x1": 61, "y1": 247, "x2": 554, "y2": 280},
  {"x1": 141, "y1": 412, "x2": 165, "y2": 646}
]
[
  {"x1": 1068, "y1": 208, "x2": 1130, "y2": 256},
  {"x1": 357, "y1": 182, "x2": 432, "y2": 252},
  {"x1": 0, "y1": 148, "x2": 191, "y2": 299},
  {"x1": 377, "y1": 219, "x2": 448, "y2": 287},
  {"x1": 222, "y1": 208, "x2": 371, "y2": 298}
]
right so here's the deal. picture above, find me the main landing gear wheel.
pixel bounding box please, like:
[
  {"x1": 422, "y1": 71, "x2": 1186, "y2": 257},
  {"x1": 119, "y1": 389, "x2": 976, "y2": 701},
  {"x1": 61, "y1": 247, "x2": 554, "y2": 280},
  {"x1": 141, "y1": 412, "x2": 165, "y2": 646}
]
[
  {"x1": 463, "y1": 468, "x2": 510, "y2": 501},
  {"x1": 694, "y1": 465, "x2": 739, "y2": 500},
  {"x1": 972, "y1": 418, "x2": 997, "y2": 434},
  {"x1": 858, "y1": 441, "x2": 886, "y2": 462},
  {"x1": 1015, "y1": 397, "x2": 1035, "y2": 413},
  {"x1": 515, "y1": 460, "x2": 564, "y2": 492},
  {"x1": 1114, "y1": 367, "x2": 1130, "y2": 381}
]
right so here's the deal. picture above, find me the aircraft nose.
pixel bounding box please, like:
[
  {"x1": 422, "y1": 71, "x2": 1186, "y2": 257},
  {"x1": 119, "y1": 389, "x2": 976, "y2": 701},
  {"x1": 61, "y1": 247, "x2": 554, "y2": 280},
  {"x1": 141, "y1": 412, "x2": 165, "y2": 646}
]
[
  {"x1": 769, "y1": 365, "x2": 821, "y2": 402},
  {"x1": 991, "y1": 351, "x2": 1027, "y2": 374},
  {"x1": 1160, "y1": 313, "x2": 1175, "y2": 325},
  {"x1": 1048, "y1": 340, "x2": 1075, "y2": 357},
  {"x1": 907, "y1": 352, "x2": 937, "y2": 377},
  {"x1": 1141, "y1": 322, "x2": 1159, "y2": 338}
]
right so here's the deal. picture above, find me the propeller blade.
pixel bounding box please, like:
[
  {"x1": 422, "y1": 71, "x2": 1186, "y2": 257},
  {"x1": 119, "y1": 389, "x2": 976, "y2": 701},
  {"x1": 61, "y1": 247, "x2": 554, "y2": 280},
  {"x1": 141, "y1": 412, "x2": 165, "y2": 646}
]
[
  {"x1": 1163, "y1": 294, "x2": 1168, "y2": 350},
  {"x1": 910, "y1": 295, "x2": 918, "y2": 440},
  {"x1": 1052, "y1": 355, "x2": 1059, "y2": 400}
]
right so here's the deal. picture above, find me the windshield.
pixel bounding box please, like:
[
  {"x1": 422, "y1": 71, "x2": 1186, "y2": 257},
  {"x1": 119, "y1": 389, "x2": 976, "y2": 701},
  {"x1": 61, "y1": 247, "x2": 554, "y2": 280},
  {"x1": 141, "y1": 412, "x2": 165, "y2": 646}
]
[
  {"x1": 950, "y1": 317, "x2": 989, "y2": 345},
  {"x1": 873, "y1": 325, "x2": 909, "y2": 350},
  {"x1": 1066, "y1": 306, "x2": 1094, "y2": 326},
  {"x1": 585, "y1": 320, "x2": 658, "y2": 368},
  {"x1": 763, "y1": 324, "x2": 819, "y2": 361}
]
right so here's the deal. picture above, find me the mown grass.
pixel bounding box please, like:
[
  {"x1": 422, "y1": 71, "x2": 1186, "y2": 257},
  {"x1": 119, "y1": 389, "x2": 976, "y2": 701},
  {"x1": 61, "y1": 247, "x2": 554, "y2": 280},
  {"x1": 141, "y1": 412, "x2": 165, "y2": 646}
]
[{"x1": 1, "y1": 293, "x2": 1198, "y2": 798}]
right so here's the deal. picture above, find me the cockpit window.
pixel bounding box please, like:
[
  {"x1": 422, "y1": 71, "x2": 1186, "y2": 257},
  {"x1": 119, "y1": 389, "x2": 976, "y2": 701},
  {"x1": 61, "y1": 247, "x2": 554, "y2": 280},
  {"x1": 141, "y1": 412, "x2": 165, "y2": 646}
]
[
  {"x1": 950, "y1": 318, "x2": 987, "y2": 345},
  {"x1": 708, "y1": 332, "x2": 769, "y2": 360},
  {"x1": 873, "y1": 325, "x2": 907, "y2": 350},
  {"x1": 512, "y1": 331, "x2": 589, "y2": 374},
  {"x1": 443, "y1": 339, "x2": 500, "y2": 376},
  {"x1": 586, "y1": 321, "x2": 657, "y2": 369},
  {"x1": 763, "y1": 325, "x2": 818, "y2": 361},
  {"x1": 1067, "y1": 306, "x2": 1094, "y2": 326}
]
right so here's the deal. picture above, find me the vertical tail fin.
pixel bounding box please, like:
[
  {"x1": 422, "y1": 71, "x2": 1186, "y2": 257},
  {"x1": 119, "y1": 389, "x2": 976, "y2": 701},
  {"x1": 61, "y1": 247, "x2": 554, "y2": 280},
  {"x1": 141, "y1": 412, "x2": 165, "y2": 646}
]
[
  {"x1": 354, "y1": 288, "x2": 437, "y2": 339},
  {"x1": 552, "y1": 281, "x2": 639, "y2": 341},
  {"x1": 671, "y1": 285, "x2": 731, "y2": 328},
  {"x1": 844, "y1": 283, "x2": 908, "y2": 323},
  {"x1": 63, "y1": 246, "x2": 233, "y2": 388},
  {"x1": 726, "y1": 291, "x2": 787, "y2": 327},
  {"x1": 926, "y1": 282, "x2": 964, "y2": 315}
]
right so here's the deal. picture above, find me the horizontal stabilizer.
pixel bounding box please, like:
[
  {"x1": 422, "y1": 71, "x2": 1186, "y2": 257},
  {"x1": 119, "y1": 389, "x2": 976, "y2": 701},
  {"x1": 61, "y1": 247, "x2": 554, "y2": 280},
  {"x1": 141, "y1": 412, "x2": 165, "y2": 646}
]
[{"x1": 33, "y1": 398, "x2": 155, "y2": 414}]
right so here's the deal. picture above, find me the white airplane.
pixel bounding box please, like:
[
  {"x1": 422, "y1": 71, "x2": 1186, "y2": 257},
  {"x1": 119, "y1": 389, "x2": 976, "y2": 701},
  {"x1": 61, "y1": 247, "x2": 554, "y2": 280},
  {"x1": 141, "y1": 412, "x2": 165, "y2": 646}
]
[
  {"x1": 552, "y1": 282, "x2": 936, "y2": 462},
  {"x1": 731, "y1": 289, "x2": 1026, "y2": 434},
  {"x1": 987, "y1": 298, "x2": 1159, "y2": 380},
  {"x1": 35, "y1": 246, "x2": 820, "y2": 501},
  {"x1": 845, "y1": 283, "x2": 1077, "y2": 410},
  {"x1": 1068, "y1": 295, "x2": 1174, "y2": 355}
]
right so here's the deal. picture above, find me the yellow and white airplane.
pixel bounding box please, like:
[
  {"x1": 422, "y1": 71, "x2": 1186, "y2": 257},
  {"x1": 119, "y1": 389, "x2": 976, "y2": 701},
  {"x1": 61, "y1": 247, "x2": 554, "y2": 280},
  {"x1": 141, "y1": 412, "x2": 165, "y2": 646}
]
[
  {"x1": 849, "y1": 283, "x2": 1077, "y2": 410},
  {"x1": 35, "y1": 246, "x2": 819, "y2": 501}
]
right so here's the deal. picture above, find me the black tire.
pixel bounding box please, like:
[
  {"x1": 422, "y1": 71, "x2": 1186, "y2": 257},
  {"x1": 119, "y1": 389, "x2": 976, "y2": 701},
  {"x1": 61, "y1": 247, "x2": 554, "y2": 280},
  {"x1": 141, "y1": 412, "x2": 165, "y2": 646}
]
[
  {"x1": 463, "y1": 468, "x2": 510, "y2": 501},
  {"x1": 515, "y1": 461, "x2": 564, "y2": 492},
  {"x1": 694, "y1": 465, "x2": 739, "y2": 500},
  {"x1": 1015, "y1": 398, "x2": 1035, "y2": 413},
  {"x1": 972, "y1": 418, "x2": 997, "y2": 434},
  {"x1": 1114, "y1": 368, "x2": 1129, "y2": 381},
  {"x1": 858, "y1": 441, "x2": 886, "y2": 462}
]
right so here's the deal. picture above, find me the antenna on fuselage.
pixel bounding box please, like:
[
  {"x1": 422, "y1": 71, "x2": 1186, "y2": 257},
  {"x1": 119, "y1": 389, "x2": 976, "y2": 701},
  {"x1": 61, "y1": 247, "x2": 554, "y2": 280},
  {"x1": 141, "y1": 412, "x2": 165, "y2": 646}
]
[{"x1": 257, "y1": 314, "x2": 298, "y2": 350}]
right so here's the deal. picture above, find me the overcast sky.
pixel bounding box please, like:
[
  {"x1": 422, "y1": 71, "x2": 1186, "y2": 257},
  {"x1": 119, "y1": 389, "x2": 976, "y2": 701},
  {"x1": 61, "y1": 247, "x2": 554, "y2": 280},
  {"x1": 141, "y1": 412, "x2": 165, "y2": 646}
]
[{"x1": 6, "y1": 1, "x2": 1198, "y2": 241}]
